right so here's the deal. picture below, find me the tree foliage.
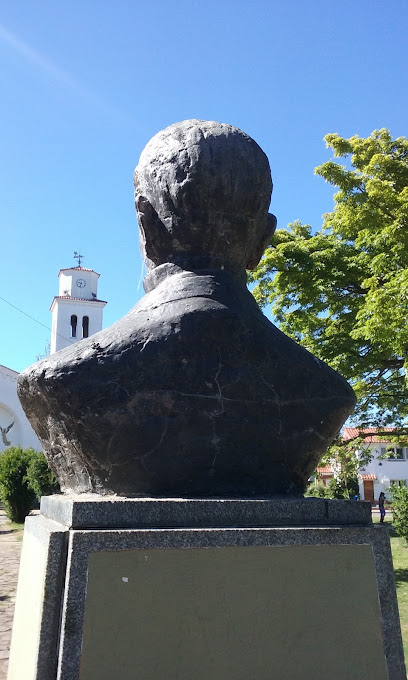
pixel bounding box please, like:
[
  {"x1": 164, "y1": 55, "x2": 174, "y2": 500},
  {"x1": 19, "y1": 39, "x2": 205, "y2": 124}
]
[
  {"x1": 250, "y1": 129, "x2": 408, "y2": 425},
  {"x1": 0, "y1": 447, "x2": 59, "y2": 523},
  {"x1": 25, "y1": 451, "x2": 60, "y2": 501},
  {"x1": 304, "y1": 481, "x2": 328, "y2": 498},
  {"x1": 0, "y1": 447, "x2": 36, "y2": 523},
  {"x1": 319, "y1": 436, "x2": 373, "y2": 498},
  {"x1": 390, "y1": 483, "x2": 408, "y2": 543}
]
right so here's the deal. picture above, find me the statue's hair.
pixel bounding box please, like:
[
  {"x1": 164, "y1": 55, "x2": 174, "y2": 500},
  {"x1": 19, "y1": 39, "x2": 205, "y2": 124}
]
[{"x1": 134, "y1": 120, "x2": 274, "y2": 271}]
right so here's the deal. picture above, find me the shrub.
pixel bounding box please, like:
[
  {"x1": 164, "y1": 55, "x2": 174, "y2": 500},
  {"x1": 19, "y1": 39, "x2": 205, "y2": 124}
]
[
  {"x1": 0, "y1": 447, "x2": 37, "y2": 523},
  {"x1": 304, "y1": 481, "x2": 328, "y2": 498},
  {"x1": 390, "y1": 484, "x2": 408, "y2": 543},
  {"x1": 326, "y1": 475, "x2": 359, "y2": 500},
  {"x1": 26, "y1": 451, "x2": 60, "y2": 501},
  {"x1": 0, "y1": 447, "x2": 59, "y2": 523}
]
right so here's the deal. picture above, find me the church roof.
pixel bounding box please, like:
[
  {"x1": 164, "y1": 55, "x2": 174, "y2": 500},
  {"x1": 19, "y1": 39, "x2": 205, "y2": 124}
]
[
  {"x1": 53, "y1": 295, "x2": 107, "y2": 302},
  {"x1": 49, "y1": 296, "x2": 107, "y2": 311},
  {"x1": 58, "y1": 267, "x2": 100, "y2": 277}
]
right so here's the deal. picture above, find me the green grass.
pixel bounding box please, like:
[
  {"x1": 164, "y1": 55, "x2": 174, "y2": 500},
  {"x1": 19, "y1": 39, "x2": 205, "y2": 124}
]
[
  {"x1": 8, "y1": 521, "x2": 24, "y2": 540},
  {"x1": 391, "y1": 534, "x2": 408, "y2": 666},
  {"x1": 5, "y1": 520, "x2": 24, "y2": 532},
  {"x1": 373, "y1": 512, "x2": 408, "y2": 666},
  {"x1": 0, "y1": 518, "x2": 24, "y2": 541}
]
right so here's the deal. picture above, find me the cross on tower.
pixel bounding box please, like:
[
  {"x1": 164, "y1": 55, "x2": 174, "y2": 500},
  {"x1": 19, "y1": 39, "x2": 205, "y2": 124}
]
[{"x1": 74, "y1": 251, "x2": 84, "y2": 268}]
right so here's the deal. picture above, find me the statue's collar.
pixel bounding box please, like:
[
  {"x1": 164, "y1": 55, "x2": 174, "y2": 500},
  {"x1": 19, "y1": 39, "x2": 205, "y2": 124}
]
[{"x1": 143, "y1": 260, "x2": 246, "y2": 293}]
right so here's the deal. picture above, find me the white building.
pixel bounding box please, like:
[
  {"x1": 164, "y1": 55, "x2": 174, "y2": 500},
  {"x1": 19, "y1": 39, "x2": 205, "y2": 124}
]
[
  {"x1": 315, "y1": 465, "x2": 334, "y2": 487},
  {"x1": 1, "y1": 259, "x2": 107, "y2": 454},
  {"x1": 50, "y1": 265, "x2": 107, "y2": 354},
  {"x1": 0, "y1": 364, "x2": 41, "y2": 453},
  {"x1": 1, "y1": 260, "x2": 106, "y2": 455},
  {"x1": 343, "y1": 427, "x2": 408, "y2": 503}
]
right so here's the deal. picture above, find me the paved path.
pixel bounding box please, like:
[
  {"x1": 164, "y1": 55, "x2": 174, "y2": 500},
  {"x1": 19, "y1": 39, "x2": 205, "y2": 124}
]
[{"x1": 0, "y1": 510, "x2": 23, "y2": 680}]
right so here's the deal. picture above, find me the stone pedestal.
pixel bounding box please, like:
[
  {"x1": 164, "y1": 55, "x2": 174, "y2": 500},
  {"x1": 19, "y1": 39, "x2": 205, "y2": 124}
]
[{"x1": 8, "y1": 496, "x2": 406, "y2": 680}]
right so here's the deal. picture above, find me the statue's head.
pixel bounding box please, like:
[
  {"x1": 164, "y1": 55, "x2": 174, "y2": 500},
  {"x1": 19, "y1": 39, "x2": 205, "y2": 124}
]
[{"x1": 134, "y1": 119, "x2": 276, "y2": 273}]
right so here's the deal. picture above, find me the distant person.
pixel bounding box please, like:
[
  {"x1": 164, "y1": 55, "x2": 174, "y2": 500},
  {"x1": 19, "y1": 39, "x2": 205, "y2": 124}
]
[
  {"x1": 353, "y1": 493, "x2": 360, "y2": 501},
  {"x1": 379, "y1": 492, "x2": 386, "y2": 523}
]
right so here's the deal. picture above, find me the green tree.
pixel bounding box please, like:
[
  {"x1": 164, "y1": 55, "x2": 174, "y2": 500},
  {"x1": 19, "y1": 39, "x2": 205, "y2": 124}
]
[
  {"x1": 26, "y1": 451, "x2": 60, "y2": 501},
  {"x1": 319, "y1": 436, "x2": 373, "y2": 499},
  {"x1": 304, "y1": 481, "x2": 328, "y2": 498},
  {"x1": 0, "y1": 448, "x2": 59, "y2": 523},
  {"x1": 390, "y1": 483, "x2": 408, "y2": 543},
  {"x1": 0, "y1": 447, "x2": 36, "y2": 523},
  {"x1": 250, "y1": 129, "x2": 408, "y2": 426}
]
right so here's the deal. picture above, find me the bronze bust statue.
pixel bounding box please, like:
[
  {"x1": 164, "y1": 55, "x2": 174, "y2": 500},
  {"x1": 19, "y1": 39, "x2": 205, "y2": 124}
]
[{"x1": 18, "y1": 120, "x2": 355, "y2": 497}]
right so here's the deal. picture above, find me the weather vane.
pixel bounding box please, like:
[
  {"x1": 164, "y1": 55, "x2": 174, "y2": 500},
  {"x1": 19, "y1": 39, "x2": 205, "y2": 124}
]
[{"x1": 74, "y1": 251, "x2": 84, "y2": 268}]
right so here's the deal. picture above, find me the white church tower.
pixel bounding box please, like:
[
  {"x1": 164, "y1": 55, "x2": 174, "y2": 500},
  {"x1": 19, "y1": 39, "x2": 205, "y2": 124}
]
[{"x1": 50, "y1": 253, "x2": 107, "y2": 355}]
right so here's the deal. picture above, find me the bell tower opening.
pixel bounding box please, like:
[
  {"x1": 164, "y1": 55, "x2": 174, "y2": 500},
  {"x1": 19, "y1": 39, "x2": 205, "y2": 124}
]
[
  {"x1": 82, "y1": 316, "x2": 89, "y2": 339},
  {"x1": 71, "y1": 315, "x2": 77, "y2": 338}
]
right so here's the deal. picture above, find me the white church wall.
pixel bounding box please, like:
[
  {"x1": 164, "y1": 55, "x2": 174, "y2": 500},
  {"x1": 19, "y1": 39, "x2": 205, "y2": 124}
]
[
  {"x1": 51, "y1": 299, "x2": 105, "y2": 353},
  {"x1": 0, "y1": 364, "x2": 42, "y2": 453}
]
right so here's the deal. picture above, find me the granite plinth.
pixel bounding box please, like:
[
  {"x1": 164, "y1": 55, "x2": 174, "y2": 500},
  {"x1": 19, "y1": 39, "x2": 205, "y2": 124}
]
[
  {"x1": 7, "y1": 516, "x2": 68, "y2": 680},
  {"x1": 40, "y1": 494, "x2": 372, "y2": 529},
  {"x1": 8, "y1": 497, "x2": 405, "y2": 680}
]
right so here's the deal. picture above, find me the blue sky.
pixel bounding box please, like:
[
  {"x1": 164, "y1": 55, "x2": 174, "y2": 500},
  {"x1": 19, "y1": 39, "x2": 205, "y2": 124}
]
[{"x1": 1, "y1": 0, "x2": 407, "y2": 372}]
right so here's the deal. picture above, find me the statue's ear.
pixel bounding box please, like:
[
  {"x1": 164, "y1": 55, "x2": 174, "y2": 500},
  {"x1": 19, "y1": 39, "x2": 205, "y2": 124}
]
[
  {"x1": 135, "y1": 195, "x2": 172, "y2": 265},
  {"x1": 246, "y1": 213, "x2": 277, "y2": 270}
]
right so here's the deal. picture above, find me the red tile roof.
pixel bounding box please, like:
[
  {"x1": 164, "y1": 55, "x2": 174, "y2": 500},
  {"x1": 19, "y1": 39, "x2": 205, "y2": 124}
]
[
  {"x1": 360, "y1": 474, "x2": 377, "y2": 481},
  {"x1": 53, "y1": 295, "x2": 107, "y2": 303},
  {"x1": 58, "y1": 267, "x2": 100, "y2": 276},
  {"x1": 49, "y1": 296, "x2": 107, "y2": 311},
  {"x1": 343, "y1": 427, "x2": 398, "y2": 443},
  {"x1": 316, "y1": 466, "x2": 333, "y2": 475}
]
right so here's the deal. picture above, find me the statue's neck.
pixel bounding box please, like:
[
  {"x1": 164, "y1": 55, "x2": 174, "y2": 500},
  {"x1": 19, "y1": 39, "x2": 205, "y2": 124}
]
[{"x1": 143, "y1": 261, "x2": 247, "y2": 293}]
